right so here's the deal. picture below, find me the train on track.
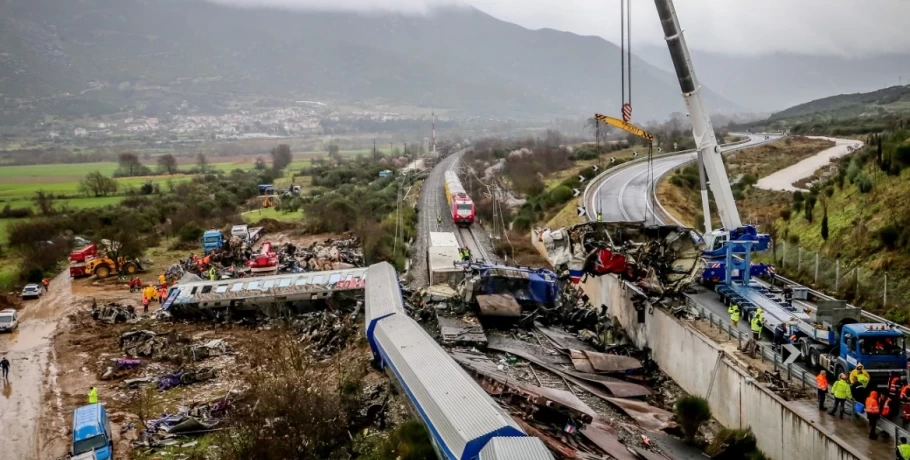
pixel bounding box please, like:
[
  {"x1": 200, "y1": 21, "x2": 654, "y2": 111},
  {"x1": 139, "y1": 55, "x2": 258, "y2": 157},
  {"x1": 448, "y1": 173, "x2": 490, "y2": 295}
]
[
  {"x1": 364, "y1": 262, "x2": 553, "y2": 460},
  {"x1": 444, "y1": 171, "x2": 475, "y2": 227}
]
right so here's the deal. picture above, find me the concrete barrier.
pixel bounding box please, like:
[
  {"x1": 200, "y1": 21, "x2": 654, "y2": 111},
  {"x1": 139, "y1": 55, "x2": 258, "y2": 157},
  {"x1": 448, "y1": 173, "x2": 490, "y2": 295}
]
[{"x1": 530, "y1": 230, "x2": 867, "y2": 460}]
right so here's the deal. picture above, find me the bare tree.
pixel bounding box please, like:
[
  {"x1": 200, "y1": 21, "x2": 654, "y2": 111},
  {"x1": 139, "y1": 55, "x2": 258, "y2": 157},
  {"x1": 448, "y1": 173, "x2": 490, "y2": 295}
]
[
  {"x1": 32, "y1": 190, "x2": 56, "y2": 216},
  {"x1": 254, "y1": 157, "x2": 267, "y2": 171},
  {"x1": 196, "y1": 153, "x2": 209, "y2": 174},
  {"x1": 118, "y1": 153, "x2": 144, "y2": 177},
  {"x1": 327, "y1": 143, "x2": 341, "y2": 161},
  {"x1": 157, "y1": 154, "x2": 178, "y2": 175},
  {"x1": 79, "y1": 171, "x2": 118, "y2": 197},
  {"x1": 270, "y1": 144, "x2": 293, "y2": 171}
]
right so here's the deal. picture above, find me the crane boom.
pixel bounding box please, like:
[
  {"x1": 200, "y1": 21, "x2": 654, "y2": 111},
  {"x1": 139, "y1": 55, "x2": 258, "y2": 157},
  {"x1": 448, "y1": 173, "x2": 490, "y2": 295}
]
[{"x1": 653, "y1": 0, "x2": 742, "y2": 230}]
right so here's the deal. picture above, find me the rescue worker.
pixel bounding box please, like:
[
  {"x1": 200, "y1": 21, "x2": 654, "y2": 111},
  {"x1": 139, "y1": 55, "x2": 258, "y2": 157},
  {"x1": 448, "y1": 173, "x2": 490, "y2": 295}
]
[
  {"x1": 850, "y1": 363, "x2": 871, "y2": 403},
  {"x1": 866, "y1": 390, "x2": 882, "y2": 440},
  {"x1": 0, "y1": 356, "x2": 9, "y2": 380},
  {"x1": 158, "y1": 272, "x2": 166, "y2": 286},
  {"x1": 828, "y1": 373, "x2": 852, "y2": 419},
  {"x1": 773, "y1": 323, "x2": 786, "y2": 350},
  {"x1": 597, "y1": 212, "x2": 603, "y2": 222},
  {"x1": 897, "y1": 436, "x2": 910, "y2": 460},
  {"x1": 750, "y1": 313, "x2": 762, "y2": 341},
  {"x1": 728, "y1": 303, "x2": 740, "y2": 328},
  {"x1": 41, "y1": 278, "x2": 50, "y2": 292},
  {"x1": 208, "y1": 266, "x2": 216, "y2": 281},
  {"x1": 88, "y1": 386, "x2": 98, "y2": 404},
  {"x1": 754, "y1": 307, "x2": 764, "y2": 323},
  {"x1": 816, "y1": 370, "x2": 828, "y2": 411},
  {"x1": 900, "y1": 379, "x2": 910, "y2": 423},
  {"x1": 158, "y1": 285, "x2": 168, "y2": 304},
  {"x1": 888, "y1": 371, "x2": 902, "y2": 418},
  {"x1": 437, "y1": 215, "x2": 442, "y2": 224}
]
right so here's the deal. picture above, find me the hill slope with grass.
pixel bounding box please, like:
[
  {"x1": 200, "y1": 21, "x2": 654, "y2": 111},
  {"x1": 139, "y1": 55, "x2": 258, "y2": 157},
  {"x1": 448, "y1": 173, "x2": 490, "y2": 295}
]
[
  {"x1": 0, "y1": 0, "x2": 741, "y2": 124},
  {"x1": 741, "y1": 86, "x2": 910, "y2": 135},
  {"x1": 768, "y1": 130, "x2": 910, "y2": 322}
]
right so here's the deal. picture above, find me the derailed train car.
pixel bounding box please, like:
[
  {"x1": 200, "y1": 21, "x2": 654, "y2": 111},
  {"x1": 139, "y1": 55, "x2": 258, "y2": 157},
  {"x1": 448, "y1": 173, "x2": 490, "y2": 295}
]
[
  {"x1": 364, "y1": 262, "x2": 553, "y2": 460},
  {"x1": 162, "y1": 267, "x2": 368, "y2": 318}
]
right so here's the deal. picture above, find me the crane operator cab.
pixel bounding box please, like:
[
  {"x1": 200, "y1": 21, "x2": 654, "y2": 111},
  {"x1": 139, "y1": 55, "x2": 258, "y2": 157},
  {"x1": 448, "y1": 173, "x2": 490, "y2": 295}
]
[{"x1": 703, "y1": 226, "x2": 772, "y2": 258}]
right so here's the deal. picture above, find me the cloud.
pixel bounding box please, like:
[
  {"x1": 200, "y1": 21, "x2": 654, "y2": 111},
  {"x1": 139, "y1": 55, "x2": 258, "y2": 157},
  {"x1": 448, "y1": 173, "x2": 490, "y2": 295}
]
[{"x1": 203, "y1": 0, "x2": 910, "y2": 56}]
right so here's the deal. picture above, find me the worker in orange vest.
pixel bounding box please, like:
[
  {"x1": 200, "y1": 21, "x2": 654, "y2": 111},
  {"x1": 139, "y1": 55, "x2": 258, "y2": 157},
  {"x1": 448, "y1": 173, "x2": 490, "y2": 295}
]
[
  {"x1": 900, "y1": 380, "x2": 910, "y2": 422},
  {"x1": 815, "y1": 370, "x2": 828, "y2": 411},
  {"x1": 866, "y1": 391, "x2": 881, "y2": 440},
  {"x1": 41, "y1": 278, "x2": 50, "y2": 291}
]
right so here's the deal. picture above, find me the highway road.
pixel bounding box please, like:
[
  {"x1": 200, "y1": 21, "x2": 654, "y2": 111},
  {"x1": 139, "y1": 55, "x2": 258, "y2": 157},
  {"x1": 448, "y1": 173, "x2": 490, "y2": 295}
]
[{"x1": 589, "y1": 134, "x2": 781, "y2": 224}]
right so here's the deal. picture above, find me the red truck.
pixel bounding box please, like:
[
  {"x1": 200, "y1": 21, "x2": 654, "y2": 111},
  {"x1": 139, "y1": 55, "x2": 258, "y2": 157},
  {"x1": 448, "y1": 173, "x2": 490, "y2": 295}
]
[{"x1": 69, "y1": 244, "x2": 98, "y2": 277}]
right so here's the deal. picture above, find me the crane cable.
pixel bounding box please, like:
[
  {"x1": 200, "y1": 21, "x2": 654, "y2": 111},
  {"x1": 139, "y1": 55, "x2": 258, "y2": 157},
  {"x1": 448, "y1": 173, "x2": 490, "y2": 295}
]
[{"x1": 620, "y1": 0, "x2": 655, "y2": 223}]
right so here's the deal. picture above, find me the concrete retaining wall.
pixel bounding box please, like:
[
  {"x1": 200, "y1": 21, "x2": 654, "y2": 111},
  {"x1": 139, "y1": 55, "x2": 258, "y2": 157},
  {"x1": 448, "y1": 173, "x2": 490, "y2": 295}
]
[{"x1": 530, "y1": 230, "x2": 865, "y2": 460}]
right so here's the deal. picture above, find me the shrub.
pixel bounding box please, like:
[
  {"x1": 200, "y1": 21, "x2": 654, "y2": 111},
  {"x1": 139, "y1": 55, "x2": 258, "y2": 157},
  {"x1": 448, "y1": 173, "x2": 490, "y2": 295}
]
[
  {"x1": 549, "y1": 185, "x2": 574, "y2": 204},
  {"x1": 792, "y1": 191, "x2": 804, "y2": 203},
  {"x1": 179, "y1": 222, "x2": 204, "y2": 243},
  {"x1": 675, "y1": 395, "x2": 712, "y2": 444},
  {"x1": 706, "y1": 428, "x2": 758, "y2": 460},
  {"x1": 779, "y1": 209, "x2": 792, "y2": 221},
  {"x1": 855, "y1": 173, "x2": 873, "y2": 193}
]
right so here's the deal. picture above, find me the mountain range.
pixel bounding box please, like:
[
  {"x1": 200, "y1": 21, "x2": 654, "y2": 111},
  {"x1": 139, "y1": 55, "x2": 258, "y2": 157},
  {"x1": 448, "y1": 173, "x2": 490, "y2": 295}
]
[
  {"x1": 636, "y1": 45, "x2": 910, "y2": 114},
  {"x1": 0, "y1": 0, "x2": 743, "y2": 126}
]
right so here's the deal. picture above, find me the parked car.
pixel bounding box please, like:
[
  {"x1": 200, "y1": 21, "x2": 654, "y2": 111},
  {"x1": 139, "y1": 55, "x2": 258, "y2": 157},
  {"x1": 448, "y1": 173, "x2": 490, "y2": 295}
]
[
  {"x1": 21, "y1": 284, "x2": 42, "y2": 299},
  {"x1": 0, "y1": 309, "x2": 18, "y2": 332}
]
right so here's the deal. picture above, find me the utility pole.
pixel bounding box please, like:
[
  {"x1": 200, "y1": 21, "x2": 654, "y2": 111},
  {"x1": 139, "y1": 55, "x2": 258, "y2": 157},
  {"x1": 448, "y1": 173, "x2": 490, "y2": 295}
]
[
  {"x1": 432, "y1": 110, "x2": 437, "y2": 155},
  {"x1": 373, "y1": 139, "x2": 377, "y2": 161}
]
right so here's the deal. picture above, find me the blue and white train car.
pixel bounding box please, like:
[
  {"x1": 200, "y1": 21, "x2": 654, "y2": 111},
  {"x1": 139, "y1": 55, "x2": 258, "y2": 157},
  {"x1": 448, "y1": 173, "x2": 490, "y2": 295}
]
[{"x1": 364, "y1": 262, "x2": 553, "y2": 460}]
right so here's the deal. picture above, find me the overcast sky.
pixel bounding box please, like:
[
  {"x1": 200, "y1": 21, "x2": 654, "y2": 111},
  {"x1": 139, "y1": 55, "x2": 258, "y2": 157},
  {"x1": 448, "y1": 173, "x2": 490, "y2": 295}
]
[{"x1": 205, "y1": 0, "x2": 910, "y2": 57}]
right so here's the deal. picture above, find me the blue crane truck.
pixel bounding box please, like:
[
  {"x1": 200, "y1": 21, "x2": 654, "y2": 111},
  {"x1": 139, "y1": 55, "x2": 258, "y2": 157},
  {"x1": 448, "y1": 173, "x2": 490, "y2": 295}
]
[
  {"x1": 714, "y1": 241, "x2": 906, "y2": 386},
  {"x1": 202, "y1": 229, "x2": 224, "y2": 254}
]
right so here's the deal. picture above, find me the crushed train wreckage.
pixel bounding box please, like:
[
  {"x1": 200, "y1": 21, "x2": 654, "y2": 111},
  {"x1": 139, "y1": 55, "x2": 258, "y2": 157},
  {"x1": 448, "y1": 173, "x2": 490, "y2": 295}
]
[{"x1": 539, "y1": 222, "x2": 703, "y2": 296}]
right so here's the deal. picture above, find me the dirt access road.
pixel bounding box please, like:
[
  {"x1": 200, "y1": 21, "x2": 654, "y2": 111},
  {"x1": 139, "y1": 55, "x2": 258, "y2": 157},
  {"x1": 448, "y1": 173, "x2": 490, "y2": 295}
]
[{"x1": 0, "y1": 272, "x2": 78, "y2": 459}]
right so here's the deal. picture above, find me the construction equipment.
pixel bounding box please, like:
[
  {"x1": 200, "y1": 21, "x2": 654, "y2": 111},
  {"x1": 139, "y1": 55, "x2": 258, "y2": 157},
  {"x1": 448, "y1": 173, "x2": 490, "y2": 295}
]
[
  {"x1": 86, "y1": 255, "x2": 144, "y2": 279},
  {"x1": 715, "y1": 242, "x2": 906, "y2": 386},
  {"x1": 69, "y1": 244, "x2": 99, "y2": 277},
  {"x1": 654, "y1": 0, "x2": 770, "y2": 256}
]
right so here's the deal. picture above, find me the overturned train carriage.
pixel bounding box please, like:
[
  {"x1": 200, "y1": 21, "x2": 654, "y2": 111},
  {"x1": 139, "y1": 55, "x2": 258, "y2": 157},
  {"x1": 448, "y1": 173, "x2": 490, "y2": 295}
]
[
  {"x1": 364, "y1": 262, "x2": 554, "y2": 460},
  {"x1": 163, "y1": 267, "x2": 368, "y2": 318}
]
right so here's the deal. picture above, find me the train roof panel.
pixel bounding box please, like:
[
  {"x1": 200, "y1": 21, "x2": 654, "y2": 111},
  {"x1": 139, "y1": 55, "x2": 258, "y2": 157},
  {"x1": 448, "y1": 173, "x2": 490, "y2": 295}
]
[
  {"x1": 479, "y1": 437, "x2": 554, "y2": 460},
  {"x1": 373, "y1": 314, "x2": 523, "y2": 459},
  {"x1": 364, "y1": 262, "x2": 405, "y2": 322}
]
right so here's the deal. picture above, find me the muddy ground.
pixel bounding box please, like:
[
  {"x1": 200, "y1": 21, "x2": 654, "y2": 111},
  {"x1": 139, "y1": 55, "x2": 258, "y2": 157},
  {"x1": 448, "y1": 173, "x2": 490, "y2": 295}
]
[{"x1": 0, "y1": 229, "x2": 393, "y2": 460}]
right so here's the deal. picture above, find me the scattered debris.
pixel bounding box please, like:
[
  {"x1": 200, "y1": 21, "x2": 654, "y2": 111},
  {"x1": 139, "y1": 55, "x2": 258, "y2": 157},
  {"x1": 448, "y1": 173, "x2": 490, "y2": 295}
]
[
  {"x1": 92, "y1": 302, "x2": 138, "y2": 324},
  {"x1": 120, "y1": 330, "x2": 179, "y2": 358},
  {"x1": 538, "y1": 222, "x2": 703, "y2": 296}
]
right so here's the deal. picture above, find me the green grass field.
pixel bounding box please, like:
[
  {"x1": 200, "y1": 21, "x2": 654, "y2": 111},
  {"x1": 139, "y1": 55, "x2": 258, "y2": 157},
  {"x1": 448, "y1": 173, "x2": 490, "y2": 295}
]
[{"x1": 242, "y1": 207, "x2": 304, "y2": 224}]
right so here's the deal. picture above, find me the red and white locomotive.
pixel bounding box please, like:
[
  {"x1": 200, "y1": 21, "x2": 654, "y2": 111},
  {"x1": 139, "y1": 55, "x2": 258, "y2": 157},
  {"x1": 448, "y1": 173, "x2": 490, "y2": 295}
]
[{"x1": 443, "y1": 171, "x2": 475, "y2": 226}]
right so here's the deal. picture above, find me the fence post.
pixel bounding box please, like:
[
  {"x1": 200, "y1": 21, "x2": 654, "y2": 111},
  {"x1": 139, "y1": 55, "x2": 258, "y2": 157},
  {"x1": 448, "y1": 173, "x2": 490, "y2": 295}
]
[
  {"x1": 798, "y1": 246, "x2": 802, "y2": 272},
  {"x1": 884, "y1": 273, "x2": 888, "y2": 309},
  {"x1": 856, "y1": 267, "x2": 860, "y2": 297},
  {"x1": 815, "y1": 253, "x2": 819, "y2": 284},
  {"x1": 836, "y1": 260, "x2": 840, "y2": 291},
  {"x1": 783, "y1": 241, "x2": 787, "y2": 269}
]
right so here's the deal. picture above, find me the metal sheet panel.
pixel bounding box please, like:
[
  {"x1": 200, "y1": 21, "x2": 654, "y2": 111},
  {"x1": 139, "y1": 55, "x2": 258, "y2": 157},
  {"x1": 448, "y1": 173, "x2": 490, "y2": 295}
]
[
  {"x1": 374, "y1": 315, "x2": 523, "y2": 459},
  {"x1": 478, "y1": 437, "x2": 554, "y2": 460},
  {"x1": 430, "y1": 232, "x2": 460, "y2": 248},
  {"x1": 364, "y1": 262, "x2": 404, "y2": 322}
]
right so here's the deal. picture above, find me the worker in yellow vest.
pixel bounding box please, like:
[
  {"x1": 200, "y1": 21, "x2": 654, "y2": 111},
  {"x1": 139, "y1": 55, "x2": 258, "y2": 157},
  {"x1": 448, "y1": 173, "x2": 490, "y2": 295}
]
[
  {"x1": 896, "y1": 436, "x2": 910, "y2": 460},
  {"x1": 750, "y1": 314, "x2": 762, "y2": 341},
  {"x1": 88, "y1": 386, "x2": 98, "y2": 404},
  {"x1": 728, "y1": 303, "x2": 740, "y2": 328}
]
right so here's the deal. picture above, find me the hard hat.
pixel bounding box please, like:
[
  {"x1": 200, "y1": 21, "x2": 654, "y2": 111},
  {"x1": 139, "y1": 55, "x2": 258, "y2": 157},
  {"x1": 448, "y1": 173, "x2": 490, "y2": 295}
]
[{"x1": 857, "y1": 363, "x2": 864, "y2": 369}]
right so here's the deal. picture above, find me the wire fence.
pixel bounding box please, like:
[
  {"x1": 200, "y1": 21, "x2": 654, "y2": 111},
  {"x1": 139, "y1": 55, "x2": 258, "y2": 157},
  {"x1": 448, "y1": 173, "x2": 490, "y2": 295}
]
[{"x1": 758, "y1": 241, "x2": 910, "y2": 324}]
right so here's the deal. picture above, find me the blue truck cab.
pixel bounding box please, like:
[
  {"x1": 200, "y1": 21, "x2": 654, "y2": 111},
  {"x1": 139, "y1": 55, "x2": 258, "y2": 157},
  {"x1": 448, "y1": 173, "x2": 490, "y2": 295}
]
[
  {"x1": 71, "y1": 404, "x2": 114, "y2": 460},
  {"x1": 201, "y1": 229, "x2": 224, "y2": 254},
  {"x1": 838, "y1": 323, "x2": 907, "y2": 383}
]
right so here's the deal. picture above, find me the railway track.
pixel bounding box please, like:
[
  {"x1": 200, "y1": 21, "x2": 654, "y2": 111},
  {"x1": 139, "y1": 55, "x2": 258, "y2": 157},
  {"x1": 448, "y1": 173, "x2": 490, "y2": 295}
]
[{"x1": 457, "y1": 226, "x2": 490, "y2": 262}]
